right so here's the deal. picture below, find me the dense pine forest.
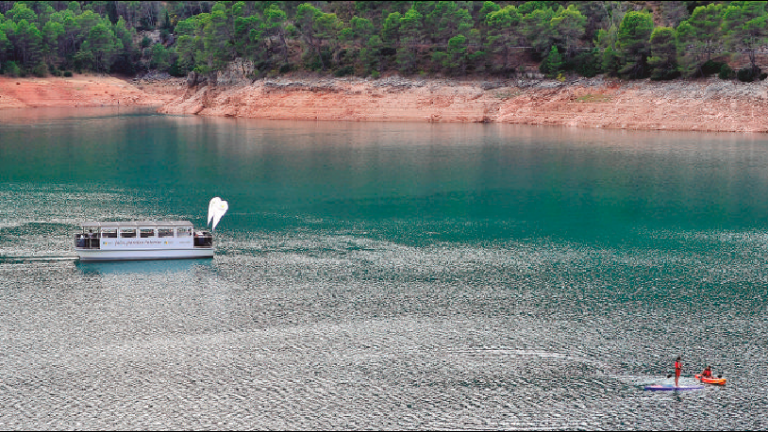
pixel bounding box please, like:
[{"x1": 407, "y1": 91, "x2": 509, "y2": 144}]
[{"x1": 0, "y1": 1, "x2": 767, "y2": 82}]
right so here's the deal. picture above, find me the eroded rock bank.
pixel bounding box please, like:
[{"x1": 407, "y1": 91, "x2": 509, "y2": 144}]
[
  {"x1": 159, "y1": 75, "x2": 768, "y2": 133},
  {"x1": 0, "y1": 74, "x2": 184, "y2": 110}
]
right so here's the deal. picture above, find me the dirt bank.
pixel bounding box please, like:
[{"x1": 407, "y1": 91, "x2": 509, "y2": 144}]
[
  {"x1": 4, "y1": 74, "x2": 768, "y2": 133},
  {"x1": 0, "y1": 75, "x2": 184, "y2": 110},
  {"x1": 159, "y1": 75, "x2": 768, "y2": 133}
]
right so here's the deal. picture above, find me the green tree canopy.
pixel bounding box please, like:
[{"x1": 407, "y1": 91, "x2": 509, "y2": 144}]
[
  {"x1": 522, "y1": 7, "x2": 555, "y2": 57},
  {"x1": 6, "y1": 3, "x2": 38, "y2": 24},
  {"x1": 150, "y1": 42, "x2": 170, "y2": 71},
  {"x1": 485, "y1": 5, "x2": 521, "y2": 72},
  {"x1": 539, "y1": 44, "x2": 563, "y2": 77},
  {"x1": 723, "y1": 1, "x2": 768, "y2": 75},
  {"x1": 551, "y1": 5, "x2": 586, "y2": 58},
  {"x1": 397, "y1": 7, "x2": 424, "y2": 73},
  {"x1": 13, "y1": 20, "x2": 43, "y2": 66},
  {"x1": 676, "y1": 2, "x2": 723, "y2": 76},
  {"x1": 86, "y1": 21, "x2": 119, "y2": 71},
  {"x1": 616, "y1": 10, "x2": 653, "y2": 78},
  {"x1": 648, "y1": 26, "x2": 678, "y2": 80}
]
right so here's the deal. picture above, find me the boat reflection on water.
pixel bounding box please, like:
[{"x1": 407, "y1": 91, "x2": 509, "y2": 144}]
[{"x1": 75, "y1": 258, "x2": 214, "y2": 276}]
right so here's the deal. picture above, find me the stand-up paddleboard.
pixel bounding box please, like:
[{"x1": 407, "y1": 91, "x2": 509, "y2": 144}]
[{"x1": 644, "y1": 384, "x2": 704, "y2": 391}]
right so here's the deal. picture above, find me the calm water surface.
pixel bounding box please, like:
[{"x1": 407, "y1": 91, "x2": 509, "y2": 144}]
[{"x1": 1, "y1": 107, "x2": 767, "y2": 429}]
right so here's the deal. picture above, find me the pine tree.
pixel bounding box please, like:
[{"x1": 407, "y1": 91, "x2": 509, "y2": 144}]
[
  {"x1": 202, "y1": 4, "x2": 233, "y2": 73},
  {"x1": 648, "y1": 27, "x2": 678, "y2": 80},
  {"x1": 485, "y1": 5, "x2": 521, "y2": 73},
  {"x1": 42, "y1": 20, "x2": 64, "y2": 63},
  {"x1": 397, "y1": 7, "x2": 423, "y2": 73},
  {"x1": 445, "y1": 34, "x2": 467, "y2": 75},
  {"x1": 723, "y1": 1, "x2": 768, "y2": 77},
  {"x1": 539, "y1": 45, "x2": 563, "y2": 77},
  {"x1": 616, "y1": 10, "x2": 653, "y2": 79},
  {"x1": 150, "y1": 43, "x2": 170, "y2": 71},
  {"x1": 14, "y1": 20, "x2": 43, "y2": 67},
  {"x1": 551, "y1": 5, "x2": 586, "y2": 59},
  {"x1": 676, "y1": 3, "x2": 723, "y2": 77},
  {"x1": 522, "y1": 7, "x2": 555, "y2": 57},
  {"x1": 263, "y1": 5, "x2": 290, "y2": 66},
  {"x1": 87, "y1": 21, "x2": 117, "y2": 72}
]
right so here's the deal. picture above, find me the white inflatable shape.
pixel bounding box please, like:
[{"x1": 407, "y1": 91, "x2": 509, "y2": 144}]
[
  {"x1": 207, "y1": 197, "x2": 220, "y2": 226},
  {"x1": 207, "y1": 197, "x2": 229, "y2": 231}
]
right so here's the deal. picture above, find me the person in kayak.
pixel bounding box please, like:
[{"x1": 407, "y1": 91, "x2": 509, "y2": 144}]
[
  {"x1": 674, "y1": 356, "x2": 682, "y2": 387},
  {"x1": 701, "y1": 366, "x2": 713, "y2": 379}
]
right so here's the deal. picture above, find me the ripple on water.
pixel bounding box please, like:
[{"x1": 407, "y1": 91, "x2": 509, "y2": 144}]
[{"x1": 0, "y1": 229, "x2": 766, "y2": 429}]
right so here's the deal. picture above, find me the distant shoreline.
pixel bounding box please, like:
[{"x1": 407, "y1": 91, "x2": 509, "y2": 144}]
[{"x1": 3, "y1": 74, "x2": 768, "y2": 133}]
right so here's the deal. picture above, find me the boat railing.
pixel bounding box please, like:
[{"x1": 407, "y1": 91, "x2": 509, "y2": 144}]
[{"x1": 74, "y1": 233, "x2": 100, "y2": 249}]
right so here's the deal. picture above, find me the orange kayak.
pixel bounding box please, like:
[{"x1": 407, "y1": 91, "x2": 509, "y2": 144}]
[{"x1": 695, "y1": 374, "x2": 726, "y2": 385}]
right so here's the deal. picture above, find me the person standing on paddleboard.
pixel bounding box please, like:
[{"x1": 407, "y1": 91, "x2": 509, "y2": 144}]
[{"x1": 674, "y1": 356, "x2": 682, "y2": 387}]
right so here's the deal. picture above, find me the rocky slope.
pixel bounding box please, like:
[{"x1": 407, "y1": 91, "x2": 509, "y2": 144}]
[{"x1": 158, "y1": 75, "x2": 768, "y2": 133}]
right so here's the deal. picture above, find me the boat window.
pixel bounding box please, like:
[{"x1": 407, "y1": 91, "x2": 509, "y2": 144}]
[
  {"x1": 140, "y1": 228, "x2": 156, "y2": 238},
  {"x1": 120, "y1": 228, "x2": 136, "y2": 238},
  {"x1": 158, "y1": 228, "x2": 174, "y2": 238},
  {"x1": 176, "y1": 227, "x2": 192, "y2": 237},
  {"x1": 101, "y1": 228, "x2": 117, "y2": 238}
]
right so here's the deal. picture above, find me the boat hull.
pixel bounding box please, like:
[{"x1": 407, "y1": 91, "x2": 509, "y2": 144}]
[{"x1": 76, "y1": 248, "x2": 214, "y2": 261}]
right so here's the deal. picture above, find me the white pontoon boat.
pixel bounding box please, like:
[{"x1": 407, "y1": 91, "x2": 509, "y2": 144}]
[{"x1": 74, "y1": 221, "x2": 214, "y2": 261}]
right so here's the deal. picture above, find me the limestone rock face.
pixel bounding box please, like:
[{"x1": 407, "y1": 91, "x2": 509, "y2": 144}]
[{"x1": 215, "y1": 59, "x2": 255, "y2": 87}]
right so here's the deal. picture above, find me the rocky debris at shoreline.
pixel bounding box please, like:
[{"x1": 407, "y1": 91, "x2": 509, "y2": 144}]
[
  {"x1": 132, "y1": 71, "x2": 172, "y2": 83},
  {"x1": 253, "y1": 75, "x2": 613, "y2": 92},
  {"x1": 131, "y1": 72, "x2": 186, "y2": 89},
  {"x1": 623, "y1": 77, "x2": 768, "y2": 100},
  {"x1": 262, "y1": 78, "x2": 341, "y2": 93}
]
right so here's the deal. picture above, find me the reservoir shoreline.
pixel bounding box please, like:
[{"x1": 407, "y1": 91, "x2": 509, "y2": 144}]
[{"x1": 2, "y1": 74, "x2": 768, "y2": 133}]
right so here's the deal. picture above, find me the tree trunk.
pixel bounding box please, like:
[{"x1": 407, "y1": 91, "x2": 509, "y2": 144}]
[{"x1": 280, "y1": 32, "x2": 289, "y2": 64}]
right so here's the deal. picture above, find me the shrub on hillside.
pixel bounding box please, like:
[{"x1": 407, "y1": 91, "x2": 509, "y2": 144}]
[
  {"x1": 334, "y1": 65, "x2": 354, "y2": 77},
  {"x1": 719, "y1": 64, "x2": 734, "y2": 80},
  {"x1": 568, "y1": 49, "x2": 601, "y2": 78},
  {"x1": 651, "y1": 68, "x2": 680, "y2": 81},
  {"x1": 32, "y1": 63, "x2": 48, "y2": 78},
  {"x1": 700, "y1": 60, "x2": 726, "y2": 77},
  {"x1": 111, "y1": 54, "x2": 136, "y2": 76},
  {"x1": 169, "y1": 59, "x2": 186, "y2": 77},
  {"x1": 737, "y1": 67, "x2": 761, "y2": 82},
  {"x1": 3, "y1": 61, "x2": 20, "y2": 77},
  {"x1": 539, "y1": 46, "x2": 563, "y2": 78},
  {"x1": 63, "y1": 71, "x2": 73, "y2": 77}
]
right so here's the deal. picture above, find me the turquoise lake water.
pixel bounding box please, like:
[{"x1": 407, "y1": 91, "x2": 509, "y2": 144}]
[{"x1": 1, "y1": 107, "x2": 767, "y2": 429}]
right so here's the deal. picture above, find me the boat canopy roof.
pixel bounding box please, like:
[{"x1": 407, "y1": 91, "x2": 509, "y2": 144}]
[{"x1": 80, "y1": 221, "x2": 194, "y2": 229}]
